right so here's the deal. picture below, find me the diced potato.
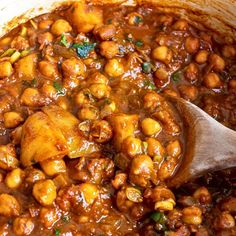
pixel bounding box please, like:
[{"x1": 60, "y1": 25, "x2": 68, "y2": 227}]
[
  {"x1": 40, "y1": 159, "x2": 66, "y2": 176},
  {"x1": 20, "y1": 111, "x2": 68, "y2": 166},
  {"x1": 68, "y1": 2, "x2": 103, "y2": 33},
  {"x1": 108, "y1": 113, "x2": 139, "y2": 151},
  {"x1": 79, "y1": 183, "x2": 99, "y2": 204},
  {"x1": 3, "y1": 111, "x2": 24, "y2": 128},
  {"x1": 0, "y1": 144, "x2": 19, "y2": 170},
  {"x1": 15, "y1": 53, "x2": 37, "y2": 80},
  {"x1": 0, "y1": 61, "x2": 13, "y2": 78}
]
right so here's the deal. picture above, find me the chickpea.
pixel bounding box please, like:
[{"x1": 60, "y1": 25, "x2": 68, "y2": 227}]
[
  {"x1": 158, "y1": 156, "x2": 178, "y2": 180},
  {"x1": 222, "y1": 45, "x2": 236, "y2": 58},
  {"x1": 182, "y1": 206, "x2": 202, "y2": 225},
  {"x1": 13, "y1": 217, "x2": 34, "y2": 236},
  {"x1": 195, "y1": 50, "x2": 209, "y2": 64},
  {"x1": 105, "y1": 58, "x2": 124, "y2": 77},
  {"x1": 77, "y1": 105, "x2": 99, "y2": 120},
  {"x1": 121, "y1": 136, "x2": 143, "y2": 158},
  {"x1": 41, "y1": 84, "x2": 57, "y2": 99},
  {"x1": 178, "y1": 84, "x2": 198, "y2": 101},
  {"x1": 33, "y1": 179, "x2": 57, "y2": 206},
  {"x1": 166, "y1": 140, "x2": 181, "y2": 158},
  {"x1": 146, "y1": 138, "x2": 165, "y2": 160},
  {"x1": 40, "y1": 207, "x2": 59, "y2": 229},
  {"x1": 172, "y1": 19, "x2": 188, "y2": 30},
  {"x1": 5, "y1": 168, "x2": 25, "y2": 189},
  {"x1": 127, "y1": 13, "x2": 143, "y2": 26},
  {"x1": 152, "y1": 46, "x2": 172, "y2": 64},
  {"x1": 62, "y1": 57, "x2": 86, "y2": 77},
  {"x1": 94, "y1": 24, "x2": 116, "y2": 40},
  {"x1": 204, "y1": 72, "x2": 221, "y2": 89},
  {"x1": 0, "y1": 61, "x2": 13, "y2": 78},
  {"x1": 214, "y1": 211, "x2": 235, "y2": 230},
  {"x1": 39, "y1": 61, "x2": 59, "y2": 79},
  {"x1": 193, "y1": 187, "x2": 212, "y2": 204},
  {"x1": 25, "y1": 168, "x2": 45, "y2": 183},
  {"x1": 100, "y1": 41, "x2": 119, "y2": 59},
  {"x1": 51, "y1": 19, "x2": 72, "y2": 36},
  {"x1": 79, "y1": 183, "x2": 99, "y2": 204},
  {"x1": 0, "y1": 193, "x2": 20, "y2": 216},
  {"x1": 74, "y1": 90, "x2": 92, "y2": 107},
  {"x1": 129, "y1": 155, "x2": 154, "y2": 187},
  {"x1": 87, "y1": 72, "x2": 108, "y2": 85},
  {"x1": 38, "y1": 32, "x2": 54, "y2": 46},
  {"x1": 143, "y1": 91, "x2": 163, "y2": 111},
  {"x1": 112, "y1": 173, "x2": 127, "y2": 189},
  {"x1": 163, "y1": 89, "x2": 179, "y2": 98},
  {"x1": 90, "y1": 120, "x2": 113, "y2": 143},
  {"x1": 184, "y1": 37, "x2": 200, "y2": 54},
  {"x1": 154, "y1": 67, "x2": 169, "y2": 88},
  {"x1": 38, "y1": 19, "x2": 54, "y2": 30},
  {"x1": 209, "y1": 54, "x2": 225, "y2": 72},
  {"x1": 20, "y1": 88, "x2": 42, "y2": 107},
  {"x1": 3, "y1": 111, "x2": 24, "y2": 128},
  {"x1": 141, "y1": 118, "x2": 162, "y2": 136},
  {"x1": 158, "y1": 15, "x2": 173, "y2": 26},
  {"x1": 229, "y1": 79, "x2": 236, "y2": 90},
  {"x1": 40, "y1": 159, "x2": 66, "y2": 176},
  {"x1": 100, "y1": 100, "x2": 116, "y2": 118},
  {"x1": 89, "y1": 83, "x2": 111, "y2": 100},
  {"x1": 184, "y1": 63, "x2": 199, "y2": 83}
]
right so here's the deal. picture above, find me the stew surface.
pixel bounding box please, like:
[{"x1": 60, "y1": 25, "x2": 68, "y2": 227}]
[{"x1": 0, "y1": 2, "x2": 235, "y2": 236}]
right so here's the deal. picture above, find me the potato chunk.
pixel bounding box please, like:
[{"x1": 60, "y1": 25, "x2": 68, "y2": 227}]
[
  {"x1": 68, "y1": 2, "x2": 103, "y2": 33},
  {"x1": 20, "y1": 111, "x2": 68, "y2": 166},
  {"x1": 0, "y1": 193, "x2": 20, "y2": 216}
]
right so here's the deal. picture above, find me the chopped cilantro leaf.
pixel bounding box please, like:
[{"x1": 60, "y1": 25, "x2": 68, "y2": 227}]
[
  {"x1": 142, "y1": 62, "x2": 152, "y2": 74},
  {"x1": 72, "y1": 41, "x2": 96, "y2": 58},
  {"x1": 31, "y1": 78, "x2": 37, "y2": 87},
  {"x1": 135, "y1": 40, "x2": 143, "y2": 47},
  {"x1": 55, "y1": 228, "x2": 60, "y2": 236},
  {"x1": 53, "y1": 81, "x2": 65, "y2": 96},
  {"x1": 60, "y1": 34, "x2": 69, "y2": 47},
  {"x1": 144, "y1": 80, "x2": 156, "y2": 90},
  {"x1": 134, "y1": 15, "x2": 143, "y2": 25},
  {"x1": 150, "y1": 211, "x2": 162, "y2": 222},
  {"x1": 171, "y1": 71, "x2": 181, "y2": 82}
]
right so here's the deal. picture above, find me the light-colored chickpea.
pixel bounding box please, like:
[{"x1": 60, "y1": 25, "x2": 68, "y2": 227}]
[
  {"x1": 172, "y1": 19, "x2": 188, "y2": 30},
  {"x1": 40, "y1": 207, "x2": 59, "y2": 229},
  {"x1": 222, "y1": 45, "x2": 236, "y2": 58},
  {"x1": 74, "y1": 90, "x2": 92, "y2": 107},
  {"x1": 121, "y1": 136, "x2": 142, "y2": 158},
  {"x1": 129, "y1": 155, "x2": 154, "y2": 187},
  {"x1": 20, "y1": 88, "x2": 42, "y2": 107},
  {"x1": 3, "y1": 111, "x2": 24, "y2": 128},
  {"x1": 184, "y1": 63, "x2": 199, "y2": 83},
  {"x1": 90, "y1": 120, "x2": 113, "y2": 143},
  {"x1": 41, "y1": 84, "x2": 57, "y2": 99},
  {"x1": 62, "y1": 57, "x2": 86, "y2": 77},
  {"x1": 214, "y1": 211, "x2": 235, "y2": 230},
  {"x1": 38, "y1": 32, "x2": 54, "y2": 46},
  {"x1": 39, "y1": 61, "x2": 59, "y2": 79},
  {"x1": 51, "y1": 19, "x2": 72, "y2": 36},
  {"x1": 89, "y1": 83, "x2": 111, "y2": 99},
  {"x1": 5, "y1": 168, "x2": 25, "y2": 189},
  {"x1": 94, "y1": 24, "x2": 116, "y2": 40},
  {"x1": 38, "y1": 19, "x2": 54, "y2": 30},
  {"x1": 204, "y1": 72, "x2": 221, "y2": 89},
  {"x1": 33, "y1": 179, "x2": 57, "y2": 206},
  {"x1": 105, "y1": 58, "x2": 124, "y2": 77},
  {"x1": 100, "y1": 41, "x2": 119, "y2": 59},
  {"x1": 182, "y1": 206, "x2": 202, "y2": 225},
  {"x1": 79, "y1": 183, "x2": 99, "y2": 204},
  {"x1": 77, "y1": 105, "x2": 99, "y2": 120},
  {"x1": 154, "y1": 67, "x2": 169, "y2": 88},
  {"x1": 185, "y1": 37, "x2": 200, "y2": 54},
  {"x1": 166, "y1": 140, "x2": 181, "y2": 158},
  {"x1": 87, "y1": 72, "x2": 108, "y2": 85},
  {"x1": 13, "y1": 217, "x2": 34, "y2": 236},
  {"x1": 209, "y1": 54, "x2": 225, "y2": 72},
  {"x1": 152, "y1": 46, "x2": 172, "y2": 64},
  {"x1": 141, "y1": 118, "x2": 162, "y2": 136},
  {"x1": 0, "y1": 193, "x2": 20, "y2": 216},
  {"x1": 127, "y1": 13, "x2": 143, "y2": 26},
  {"x1": 112, "y1": 173, "x2": 127, "y2": 189},
  {"x1": 0, "y1": 61, "x2": 13, "y2": 78},
  {"x1": 146, "y1": 138, "x2": 165, "y2": 160},
  {"x1": 178, "y1": 84, "x2": 198, "y2": 101},
  {"x1": 193, "y1": 187, "x2": 212, "y2": 204},
  {"x1": 195, "y1": 50, "x2": 209, "y2": 64},
  {"x1": 40, "y1": 159, "x2": 66, "y2": 176},
  {"x1": 143, "y1": 91, "x2": 163, "y2": 111},
  {"x1": 25, "y1": 168, "x2": 45, "y2": 183}
]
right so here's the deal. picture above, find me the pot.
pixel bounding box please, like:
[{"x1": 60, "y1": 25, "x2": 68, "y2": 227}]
[{"x1": 0, "y1": 0, "x2": 236, "y2": 40}]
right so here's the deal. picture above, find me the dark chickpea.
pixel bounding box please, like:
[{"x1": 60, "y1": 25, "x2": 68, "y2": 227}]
[
  {"x1": 121, "y1": 136, "x2": 142, "y2": 158},
  {"x1": 214, "y1": 211, "x2": 235, "y2": 230},
  {"x1": 112, "y1": 173, "x2": 127, "y2": 189},
  {"x1": 184, "y1": 63, "x2": 199, "y2": 83},
  {"x1": 100, "y1": 41, "x2": 119, "y2": 59},
  {"x1": 193, "y1": 187, "x2": 212, "y2": 204},
  {"x1": 90, "y1": 120, "x2": 113, "y2": 143},
  {"x1": 13, "y1": 217, "x2": 34, "y2": 236},
  {"x1": 222, "y1": 45, "x2": 236, "y2": 58},
  {"x1": 143, "y1": 91, "x2": 163, "y2": 111},
  {"x1": 172, "y1": 19, "x2": 188, "y2": 31},
  {"x1": 178, "y1": 84, "x2": 198, "y2": 101},
  {"x1": 0, "y1": 61, "x2": 13, "y2": 78},
  {"x1": 51, "y1": 19, "x2": 72, "y2": 36},
  {"x1": 185, "y1": 37, "x2": 200, "y2": 54},
  {"x1": 0, "y1": 193, "x2": 20, "y2": 216},
  {"x1": 195, "y1": 50, "x2": 209, "y2": 64},
  {"x1": 154, "y1": 67, "x2": 169, "y2": 88},
  {"x1": 62, "y1": 57, "x2": 86, "y2": 77},
  {"x1": 94, "y1": 24, "x2": 116, "y2": 40},
  {"x1": 204, "y1": 72, "x2": 221, "y2": 89},
  {"x1": 152, "y1": 46, "x2": 173, "y2": 64},
  {"x1": 208, "y1": 54, "x2": 225, "y2": 72},
  {"x1": 182, "y1": 206, "x2": 202, "y2": 225},
  {"x1": 38, "y1": 32, "x2": 54, "y2": 46}
]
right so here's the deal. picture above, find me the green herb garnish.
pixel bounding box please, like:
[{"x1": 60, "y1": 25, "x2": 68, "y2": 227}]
[
  {"x1": 142, "y1": 141, "x2": 148, "y2": 154},
  {"x1": 144, "y1": 80, "x2": 156, "y2": 90},
  {"x1": 134, "y1": 15, "x2": 143, "y2": 25},
  {"x1": 72, "y1": 41, "x2": 96, "y2": 58},
  {"x1": 150, "y1": 212, "x2": 162, "y2": 222},
  {"x1": 31, "y1": 78, "x2": 37, "y2": 87},
  {"x1": 53, "y1": 81, "x2": 65, "y2": 96},
  {"x1": 60, "y1": 34, "x2": 69, "y2": 47},
  {"x1": 171, "y1": 71, "x2": 181, "y2": 82},
  {"x1": 55, "y1": 228, "x2": 60, "y2": 236},
  {"x1": 142, "y1": 62, "x2": 152, "y2": 74},
  {"x1": 135, "y1": 40, "x2": 143, "y2": 47}
]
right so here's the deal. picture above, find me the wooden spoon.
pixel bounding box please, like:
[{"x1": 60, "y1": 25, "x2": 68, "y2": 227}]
[{"x1": 167, "y1": 97, "x2": 236, "y2": 188}]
